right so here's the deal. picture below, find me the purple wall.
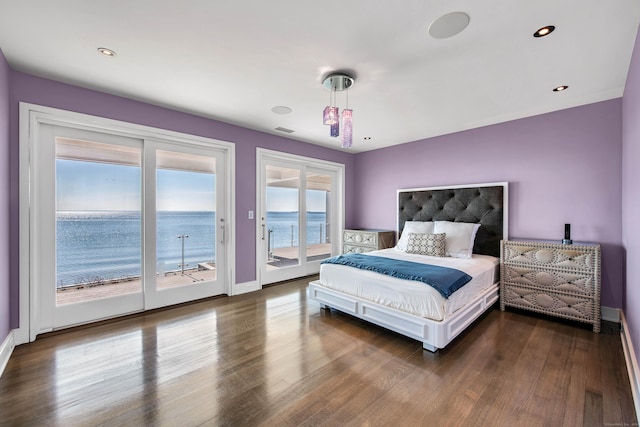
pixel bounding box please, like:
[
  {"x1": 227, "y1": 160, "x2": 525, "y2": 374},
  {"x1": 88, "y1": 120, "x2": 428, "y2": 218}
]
[
  {"x1": 354, "y1": 100, "x2": 624, "y2": 308},
  {"x1": 0, "y1": 50, "x2": 10, "y2": 342},
  {"x1": 622, "y1": 25, "x2": 640, "y2": 367},
  {"x1": 3, "y1": 49, "x2": 634, "y2": 340},
  {"x1": 8, "y1": 72, "x2": 355, "y2": 328}
]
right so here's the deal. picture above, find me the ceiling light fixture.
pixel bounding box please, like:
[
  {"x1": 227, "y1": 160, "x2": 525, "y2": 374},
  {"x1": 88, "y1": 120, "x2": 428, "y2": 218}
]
[
  {"x1": 533, "y1": 25, "x2": 555, "y2": 38},
  {"x1": 322, "y1": 72, "x2": 355, "y2": 148},
  {"x1": 275, "y1": 127, "x2": 295, "y2": 133},
  {"x1": 97, "y1": 47, "x2": 117, "y2": 57},
  {"x1": 553, "y1": 85, "x2": 569, "y2": 92}
]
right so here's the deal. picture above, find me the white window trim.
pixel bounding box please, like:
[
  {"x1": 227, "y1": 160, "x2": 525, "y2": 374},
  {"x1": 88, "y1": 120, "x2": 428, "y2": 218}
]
[{"x1": 17, "y1": 102, "x2": 236, "y2": 344}]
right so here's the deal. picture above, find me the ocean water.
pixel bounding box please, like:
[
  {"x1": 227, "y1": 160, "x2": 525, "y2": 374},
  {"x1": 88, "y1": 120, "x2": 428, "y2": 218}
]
[
  {"x1": 56, "y1": 210, "x2": 327, "y2": 287},
  {"x1": 56, "y1": 211, "x2": 216, "y2": 288},
  {"x1": 266, "y1": 211, "x2": 329, "y2": 249}
]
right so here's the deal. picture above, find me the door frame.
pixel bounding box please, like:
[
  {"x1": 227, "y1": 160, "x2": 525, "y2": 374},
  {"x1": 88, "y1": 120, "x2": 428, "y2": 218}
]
[
  {"x1": 17, "y1": 103, "x2": 236, "y2": 343},
  {"x1": 255, "y1": 148, "x2": 344, "y2": 287}
]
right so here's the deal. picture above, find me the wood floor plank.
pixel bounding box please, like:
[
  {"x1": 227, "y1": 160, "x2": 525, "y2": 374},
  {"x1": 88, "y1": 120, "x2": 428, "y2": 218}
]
[{"x1": 0, "y1": 276, "x2": 636, "y2": 426}]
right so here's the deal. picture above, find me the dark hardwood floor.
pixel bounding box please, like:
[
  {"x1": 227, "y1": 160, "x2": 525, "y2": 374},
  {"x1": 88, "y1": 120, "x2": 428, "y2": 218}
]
[{"x1": 0, "y1": 275, "x2": 636, "y2": 426}]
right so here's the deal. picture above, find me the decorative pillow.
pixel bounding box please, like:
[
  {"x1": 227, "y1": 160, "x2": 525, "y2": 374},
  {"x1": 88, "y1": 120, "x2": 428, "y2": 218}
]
[
  {"x1": 396, "y1": 221, "x2": 435, "y2": 251},
  {"x1": 405, "y1": 233, "x2": 446, "y2": 256},
  {"x1": 433, "y1": 221, "x2": 481, "y2": 259}
]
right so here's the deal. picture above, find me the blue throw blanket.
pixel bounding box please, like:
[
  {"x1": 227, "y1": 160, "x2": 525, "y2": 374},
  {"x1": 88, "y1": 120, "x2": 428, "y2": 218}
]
[{"x1": 321, "y1": 253, "x2": 472, "y2": 298}]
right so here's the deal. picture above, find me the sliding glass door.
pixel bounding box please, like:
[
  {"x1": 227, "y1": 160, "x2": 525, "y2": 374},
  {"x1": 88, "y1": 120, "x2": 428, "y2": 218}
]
[
  {"x1": 33, "y1": 124, "x2": 228, "y2": 333},
  {"x1": 257, "y1": 149, "x2": 343, "y2": 285}
]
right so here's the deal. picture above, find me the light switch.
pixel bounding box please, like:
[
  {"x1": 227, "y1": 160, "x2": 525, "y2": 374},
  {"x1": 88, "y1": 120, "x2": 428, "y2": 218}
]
[{"x1": 248, "y1": 210, "x2": 254, "y2": 220}]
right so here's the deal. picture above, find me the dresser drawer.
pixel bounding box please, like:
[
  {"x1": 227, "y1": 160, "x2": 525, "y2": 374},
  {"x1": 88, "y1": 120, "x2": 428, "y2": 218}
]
[
  {"x1": 502, "y1": 265, "x2": 596, "y2": 296},
  {"x1": 343, "y1": 244, "x2": 376, "y2": 254},
  {"x1": 501, "y1": 285, "x2": 596, "y2": 322},
  {"x1": 344, "y1": 230, "x2": 379, "y2": 247},
  {"x1": 502, "y1": 243, "x2": 598, "y2": 272},
  {"x1": 342, "y1": 229, "x2": 395, "y2": 254}
]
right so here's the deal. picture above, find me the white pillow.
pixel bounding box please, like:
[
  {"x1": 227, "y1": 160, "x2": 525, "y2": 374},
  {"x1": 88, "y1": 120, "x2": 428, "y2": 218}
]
[
  {"x1": 433, "y1": 221, "x2": 480, "y2": 259},
  {"x1": 396, "y1": 221, "x2": 435, "y2": 251}
]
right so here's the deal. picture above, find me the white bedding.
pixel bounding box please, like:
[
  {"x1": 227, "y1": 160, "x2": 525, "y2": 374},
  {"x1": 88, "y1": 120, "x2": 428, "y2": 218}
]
[{"x1": 317, "y1": 248, "x2": 499, "y2": 321}]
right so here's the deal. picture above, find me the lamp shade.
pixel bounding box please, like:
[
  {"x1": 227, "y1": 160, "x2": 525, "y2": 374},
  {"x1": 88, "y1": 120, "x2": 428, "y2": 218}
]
[
  {"x1": 330, "y1": 120, "x2": 339, "y2": 138},
  {"x1": 341, "y1": 109, "x2": 353, "y2": 148},
  {"x1": 323, "y1": 106, "x2": 338, "y2": 125}
]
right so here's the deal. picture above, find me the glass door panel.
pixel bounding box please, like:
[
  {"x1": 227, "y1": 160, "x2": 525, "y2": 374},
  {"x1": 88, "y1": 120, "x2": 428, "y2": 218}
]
[
  {"x1": 55, "y1": 139, "x2": 143, "y2": 306},
  {"x1": 36, "y1": 124, "x2": 144, "y2": 332},
  {"x1": 265, "y1": 164, "x2": 301, "y2": 273},
  {"x1": 305, "y1": 171, "x2": 332, "y2": 262},
  {"x1": 156, "y1": 150, "x2": 217, "y2": 289},
  {"x1": 144, "y1": 143, "x2": 226, "y2": 309}
]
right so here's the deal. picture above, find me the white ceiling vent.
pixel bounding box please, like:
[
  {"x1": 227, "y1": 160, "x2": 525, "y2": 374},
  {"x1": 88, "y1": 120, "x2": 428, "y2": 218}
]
[{"x1": 275, "y1": 127, "x2": 295, "y2": 133}]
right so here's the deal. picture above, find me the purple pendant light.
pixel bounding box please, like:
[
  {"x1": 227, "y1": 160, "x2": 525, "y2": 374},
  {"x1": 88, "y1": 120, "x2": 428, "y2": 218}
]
[
  {"x1": 330, "y1": 120, "x2": 339, "y2": 138},
  {"x1": 341, "y1": 109, "x2": 353, "y2": 148},
  {"x1": 323, "y1": 80, "x2": 338, "y2": 125},
  {"x1": 322, "y1": 72, "x2": 355, "y2": 147},
  {"x1": 323, "y1": 106, "x2": 338, "y2": 125}
]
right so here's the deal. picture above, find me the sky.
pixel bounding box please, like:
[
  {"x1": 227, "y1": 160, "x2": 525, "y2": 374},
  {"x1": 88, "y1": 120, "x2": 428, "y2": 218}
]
[
  {"x1": 267, "y1": 187, "x2": 327, "y2": 212},
  {"x1": 56, "y1": 159, "x2": 327, "y2": 212},
  {"x1": 56, "y1": 160, "x2": 216, "y2": 211}
]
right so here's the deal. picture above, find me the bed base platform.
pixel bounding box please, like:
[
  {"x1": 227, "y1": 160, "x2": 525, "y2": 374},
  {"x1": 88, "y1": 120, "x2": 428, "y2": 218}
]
[{"x1": 308, "y1": 280, "x2": 499, "y2": 352}]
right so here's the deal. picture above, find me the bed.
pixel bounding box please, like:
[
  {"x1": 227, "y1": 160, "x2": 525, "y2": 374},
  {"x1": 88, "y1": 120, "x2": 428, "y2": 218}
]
[{"x1": 308, "y1": 182, "x2": 508, "y2": 352}]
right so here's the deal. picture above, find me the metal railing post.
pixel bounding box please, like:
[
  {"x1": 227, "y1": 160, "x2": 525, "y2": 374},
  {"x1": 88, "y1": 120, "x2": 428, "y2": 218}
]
[{"x1": 178, "y1": 234, "x2": 189, "y2": 275}]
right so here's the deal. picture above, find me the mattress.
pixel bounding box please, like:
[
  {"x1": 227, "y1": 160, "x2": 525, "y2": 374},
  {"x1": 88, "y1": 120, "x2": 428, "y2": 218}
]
[{"x1": 317, "y1": 248, "x2": 499, "y2": 321}]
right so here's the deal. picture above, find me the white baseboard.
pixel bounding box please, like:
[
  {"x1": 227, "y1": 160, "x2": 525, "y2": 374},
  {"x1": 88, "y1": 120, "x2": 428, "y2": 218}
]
[
  {"x1": 0, "y1": 330, "x2": 15, "y2": 379},
  {"x1": 620, "y1": 311, "x2": 640, "y2": 419},
  {"x1": 602, "y1": 306, "x2": 621, "y2": 323},
  {"x1": 13, "y1": 323, "x2": 29, "y2": 345},
  {"x1": 232, "y1": 280, "x2": 260, "y2": 296}
]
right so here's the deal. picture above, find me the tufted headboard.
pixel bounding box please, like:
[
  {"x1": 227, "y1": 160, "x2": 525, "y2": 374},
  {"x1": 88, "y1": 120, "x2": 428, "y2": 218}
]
[{"x1": 397, "y1": 182, "x2": 508, "y2": 258}]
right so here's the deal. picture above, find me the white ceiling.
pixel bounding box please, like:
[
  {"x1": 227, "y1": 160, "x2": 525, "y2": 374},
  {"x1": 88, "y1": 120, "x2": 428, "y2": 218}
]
[{"x1": 1, "y1": 1, "x2": 639, "y2": 153}]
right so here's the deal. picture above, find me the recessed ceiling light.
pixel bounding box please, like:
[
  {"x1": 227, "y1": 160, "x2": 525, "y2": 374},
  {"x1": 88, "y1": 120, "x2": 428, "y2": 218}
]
[
  {"x1": 553, "y1": 85, "x2": 569, "y2": 92},
  {"x1": 271, "y1": 106, "x2": 292, "y2": 115},
  {"x1": 97, "y1": 47, "x2": 116, "y2": 57},
  {"x1": 533, "y1": 26, "x2": 555, "y2": 38},
  {"x1": 429, "y1": 12, "x2": 470, "y2": 39}
]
